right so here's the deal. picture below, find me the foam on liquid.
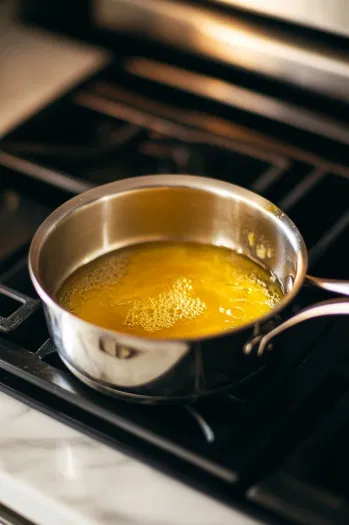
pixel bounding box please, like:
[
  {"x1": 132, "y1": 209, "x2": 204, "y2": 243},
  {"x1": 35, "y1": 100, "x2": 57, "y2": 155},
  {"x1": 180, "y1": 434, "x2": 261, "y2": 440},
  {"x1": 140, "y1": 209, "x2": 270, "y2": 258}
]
[{"x1": 57, "y1": 242, "x2": 283, "y2": 339}]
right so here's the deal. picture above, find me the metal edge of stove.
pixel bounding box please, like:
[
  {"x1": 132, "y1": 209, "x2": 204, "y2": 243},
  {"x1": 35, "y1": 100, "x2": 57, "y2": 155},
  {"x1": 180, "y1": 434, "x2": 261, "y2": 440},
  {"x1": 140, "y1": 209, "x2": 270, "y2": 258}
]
[
  {"x1": 0, "y1": 503, "x2": 36, "y2": 525},
  {"x1": 205, "y1": 0, "x2": 349, "y2": 39},
  {"x1": 93, "y1": 0, "x2": 349, "y2": 103}
]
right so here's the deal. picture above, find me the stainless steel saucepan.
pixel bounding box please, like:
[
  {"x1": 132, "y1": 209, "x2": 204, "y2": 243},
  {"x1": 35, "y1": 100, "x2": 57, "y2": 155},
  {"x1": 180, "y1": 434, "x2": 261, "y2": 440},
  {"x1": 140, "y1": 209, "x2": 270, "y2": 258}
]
[{"x1": 28, "y1": 175, "x2": 349, "y2": 402}]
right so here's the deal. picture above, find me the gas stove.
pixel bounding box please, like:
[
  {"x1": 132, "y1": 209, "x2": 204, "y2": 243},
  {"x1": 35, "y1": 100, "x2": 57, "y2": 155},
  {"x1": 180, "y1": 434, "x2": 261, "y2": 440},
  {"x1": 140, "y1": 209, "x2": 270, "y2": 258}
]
[{"x1": 1, "y1": 2, "x2": 349, "y2": 524}]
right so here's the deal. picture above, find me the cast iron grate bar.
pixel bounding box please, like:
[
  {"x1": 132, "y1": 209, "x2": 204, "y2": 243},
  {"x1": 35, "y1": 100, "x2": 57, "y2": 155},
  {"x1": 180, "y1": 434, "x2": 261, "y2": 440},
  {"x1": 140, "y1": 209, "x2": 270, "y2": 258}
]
[
  {"x1": 0, "y1": 284, "x2": 39, "y2": 332},
  {"x1": 125, "y1": 58, "x2": 349, "y2": 147},
  {"x1": 0, "y1": 151, "x2": 93, "y2": 195},
  {"x1": 74, "y1": 91, "x2": 287, "y2": 166},
  {"x1": 72, "y1": 93, "x2": 288, "y2": 189},
  {"x1": 79, "y1": 80, "x2": 349, "y2": 178},
  {"x1": 2, "y1": 94, "x2": 288, "y2": 192},
  {"x1": 310, "y1": 221, "x2": 349, "y2": 280},
  {"x1": 308, "y1": 210, "x2": 349, "y2": 268},
  {"x1": 278, "y1": 169, "x2": 325, "y2": 212},
  {"x1": 3, "y1": 68, "x2": 349, "y2": 207},
  {"x1": 281, "y1": 172, "x2": 349, "y2": 249}
]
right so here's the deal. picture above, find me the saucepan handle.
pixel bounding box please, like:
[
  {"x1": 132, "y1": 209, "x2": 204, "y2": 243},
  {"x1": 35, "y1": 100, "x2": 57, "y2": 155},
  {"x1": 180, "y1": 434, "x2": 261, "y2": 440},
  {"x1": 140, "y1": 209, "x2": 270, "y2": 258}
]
[
  {"x1": 244, "y1": 298, "x2": 349, "y2": 356},
  {"x1": 305, "y1": 274, "x2": 349, "y2": 296}
]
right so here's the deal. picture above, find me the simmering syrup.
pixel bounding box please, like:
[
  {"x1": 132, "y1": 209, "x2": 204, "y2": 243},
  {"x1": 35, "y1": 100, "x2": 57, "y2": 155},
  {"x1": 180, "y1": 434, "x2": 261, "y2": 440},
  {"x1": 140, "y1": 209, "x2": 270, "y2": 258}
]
[{"x1": 57, "y1": 242, "x2": 283, "y2": 339}]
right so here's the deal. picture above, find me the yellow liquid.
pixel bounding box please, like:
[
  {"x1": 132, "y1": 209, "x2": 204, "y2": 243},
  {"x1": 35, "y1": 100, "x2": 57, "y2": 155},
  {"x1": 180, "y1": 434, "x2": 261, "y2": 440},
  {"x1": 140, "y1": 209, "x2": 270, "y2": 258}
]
[{"x1": 57, "y1": 242, "x2": 283, "y2": 339}]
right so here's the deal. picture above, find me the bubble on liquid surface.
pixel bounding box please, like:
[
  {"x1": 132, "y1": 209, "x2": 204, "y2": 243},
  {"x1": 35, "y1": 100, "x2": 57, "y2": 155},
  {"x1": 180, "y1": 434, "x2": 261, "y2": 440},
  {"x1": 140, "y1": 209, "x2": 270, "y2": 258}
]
[
  {"x1": 124, "y1": 277, "x2": 206, "y2": 333},
  {"x1": 58, "y1": 252, "x2": 128, "y2": 311}
]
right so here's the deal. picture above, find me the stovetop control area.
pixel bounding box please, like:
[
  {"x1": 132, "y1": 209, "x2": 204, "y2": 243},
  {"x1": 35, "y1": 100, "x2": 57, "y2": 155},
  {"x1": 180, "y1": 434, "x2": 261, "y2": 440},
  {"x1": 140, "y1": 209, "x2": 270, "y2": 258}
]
[{"x1": 1, "y1": 53, "x2": 349, "y2": 525}]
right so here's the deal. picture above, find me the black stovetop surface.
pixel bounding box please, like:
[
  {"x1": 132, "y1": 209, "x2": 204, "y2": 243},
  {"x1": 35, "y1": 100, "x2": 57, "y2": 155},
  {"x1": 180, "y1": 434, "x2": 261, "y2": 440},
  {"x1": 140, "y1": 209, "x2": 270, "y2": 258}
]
[{"x1": 1, "y1": 51, "x2": 349, "y2": 525}]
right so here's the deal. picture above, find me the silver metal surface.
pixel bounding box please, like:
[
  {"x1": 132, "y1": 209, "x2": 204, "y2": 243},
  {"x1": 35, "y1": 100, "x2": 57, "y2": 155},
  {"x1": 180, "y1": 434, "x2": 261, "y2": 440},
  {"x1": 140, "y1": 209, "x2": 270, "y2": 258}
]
[
  {"x1": 244, "y1": 298, "x2": 349, "y2": 356},
  {"x1": 0, "y1": 152, "x2": 93, "y2": 195},
  {"x1": 305, "y1": 275, "x2": 349, "y2": 296},
  {"x1": 28, "y1": 175, "x2": 349, "y2": 401},
  {"x1": 208, "y1": 0, "x2": 349, "y2": 39},
  {"x1": 126, "y1": 58, "x2": 349, "y2": 146},
  {"x1": 94, "y1": 0, "x2": 349, "y2": 103}
]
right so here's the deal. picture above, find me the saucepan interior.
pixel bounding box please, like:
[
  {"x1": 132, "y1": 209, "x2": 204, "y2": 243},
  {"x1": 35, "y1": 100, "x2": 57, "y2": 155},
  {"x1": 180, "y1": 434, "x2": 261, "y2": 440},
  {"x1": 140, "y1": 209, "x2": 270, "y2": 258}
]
[{"x1": 31, "y1": 175, "x2": 306, "y2": 315}]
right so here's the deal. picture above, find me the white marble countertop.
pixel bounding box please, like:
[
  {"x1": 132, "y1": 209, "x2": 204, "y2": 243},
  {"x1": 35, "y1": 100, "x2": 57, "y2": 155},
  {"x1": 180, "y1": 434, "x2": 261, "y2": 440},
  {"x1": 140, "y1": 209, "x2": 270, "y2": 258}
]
[{"x1": 0, "y1": 391, "x2": 264, "y2": 525}]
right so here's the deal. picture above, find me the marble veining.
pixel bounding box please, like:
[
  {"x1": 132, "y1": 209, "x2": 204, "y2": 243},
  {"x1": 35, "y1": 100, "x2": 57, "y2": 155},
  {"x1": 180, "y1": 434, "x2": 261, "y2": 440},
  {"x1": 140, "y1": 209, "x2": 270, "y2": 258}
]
[{"x1": 0, "y1": 391, "x2": 263, "y2": 525}]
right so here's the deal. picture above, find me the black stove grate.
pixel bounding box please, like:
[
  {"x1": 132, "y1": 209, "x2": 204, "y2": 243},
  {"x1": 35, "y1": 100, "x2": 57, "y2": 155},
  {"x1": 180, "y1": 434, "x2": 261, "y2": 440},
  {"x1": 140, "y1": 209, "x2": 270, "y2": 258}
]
[{"x1": 1, "y1": 62, "x2": 349, "y2": 525}]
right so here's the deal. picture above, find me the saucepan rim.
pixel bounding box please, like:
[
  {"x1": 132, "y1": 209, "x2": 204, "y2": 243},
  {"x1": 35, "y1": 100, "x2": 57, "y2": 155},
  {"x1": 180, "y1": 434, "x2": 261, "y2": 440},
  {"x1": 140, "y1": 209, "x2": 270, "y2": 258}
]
[{"x1": 28, "y1": 174, "x2": 308, "y2": 345}]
